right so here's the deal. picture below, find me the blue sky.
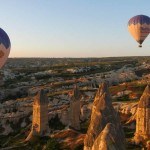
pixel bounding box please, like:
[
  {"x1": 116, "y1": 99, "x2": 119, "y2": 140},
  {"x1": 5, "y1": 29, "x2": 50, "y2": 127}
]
[{"x1": 1, "y1": 0, "x2": 150, "y2": 57}]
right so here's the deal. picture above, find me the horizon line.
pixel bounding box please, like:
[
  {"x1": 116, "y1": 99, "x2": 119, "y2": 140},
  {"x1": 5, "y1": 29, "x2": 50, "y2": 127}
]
[{"x1": 8, "y1": 55, "x2": 150, "y2": 59}]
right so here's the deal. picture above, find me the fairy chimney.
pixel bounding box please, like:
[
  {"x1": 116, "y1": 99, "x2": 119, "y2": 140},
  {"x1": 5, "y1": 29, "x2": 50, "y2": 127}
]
[
  {"x1": 84, "y1": 82, "x2": 125, "y2": 150},
  {"x1": 26, "y1": 89, "x2": 49, "y2": 141},
  {"x1": 69, "y1": 85, "x2": 81, "y2": 130},
  {"x1": 134, "y1": 85, "x2": 150, "y2": 143}
]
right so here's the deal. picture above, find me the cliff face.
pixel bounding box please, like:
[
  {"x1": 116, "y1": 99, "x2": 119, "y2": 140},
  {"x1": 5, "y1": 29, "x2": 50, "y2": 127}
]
[
  {"x1": 69, "y1": 85, "x2": 81, "y2": 130},
  {"x1": 84, "y1": 83, "x2": 125, "y2": 150},
  {"x1": 134, "y1": 85, "x2": 150, "y2": 144}
]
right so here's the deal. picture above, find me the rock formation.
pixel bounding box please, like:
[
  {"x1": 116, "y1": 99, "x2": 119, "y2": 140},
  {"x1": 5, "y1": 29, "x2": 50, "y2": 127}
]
[
  {"x1": 84, "y1": 82, "x2": 125, "y2": 150},
  {"x1": 80, "y1": 105, "x2": 90, "y2": 121},
  {"x1": 134, "y1": 85, "x2": 150, "y2": 144},
  {"x1": 26, "y1": 89, "x2": 49, "y2": 141},
  {"x1": 60, "y1": 108, "x2": 69, "y2": 126},
  {"x1": 92, "y1": 123, "x2": 125, "y2": 150},
  {"x1": 69, "y1": 85, "x2": 81, "y2": 130}
]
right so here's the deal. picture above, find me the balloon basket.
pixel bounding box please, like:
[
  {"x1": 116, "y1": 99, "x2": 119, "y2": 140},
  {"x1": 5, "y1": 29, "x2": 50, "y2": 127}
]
[{"x1": 139, "y1": 45, "x2": 142, "y2": 48}]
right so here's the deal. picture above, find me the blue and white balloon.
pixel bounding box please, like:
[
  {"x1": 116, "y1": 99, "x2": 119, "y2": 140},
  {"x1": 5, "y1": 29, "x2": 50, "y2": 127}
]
[{"x1": 0, "y1": 28, "x2": 11, "y2": 68}]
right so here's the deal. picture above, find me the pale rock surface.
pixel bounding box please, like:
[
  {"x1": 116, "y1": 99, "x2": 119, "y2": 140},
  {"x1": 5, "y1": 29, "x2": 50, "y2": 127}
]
[
  {"x1": 80, "y1": 105, "x2": 90, "y2": 121},
  {"x1": 53, "y1": 98, "x2": 59, "y2": 105},
  {"x1": 60, "y1": 109, "x2": 69, "y2": 126},
  {"x1": 113, "y1": 102, "x2": 138, "y2": 124},
  {"x1": 92, "y1": 123, "x2": 125, "y2": 150},
  {"x1": 21, "y1": 119, "x2": 26, "y2": 128},
  {"x1": 2, "y1": 124, "x2": 13, "y2": 135}
]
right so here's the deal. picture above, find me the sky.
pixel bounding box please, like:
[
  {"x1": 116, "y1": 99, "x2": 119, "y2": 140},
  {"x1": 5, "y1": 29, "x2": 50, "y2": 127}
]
[{"x1": 1, "y1": 0, "x2": 150, "y2": 58}]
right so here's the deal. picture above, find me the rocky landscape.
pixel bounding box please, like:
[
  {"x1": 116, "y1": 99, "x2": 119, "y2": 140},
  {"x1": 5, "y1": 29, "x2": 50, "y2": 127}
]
[{"x1": 0, "y1": 57, "x2": 150, "y2": 150}]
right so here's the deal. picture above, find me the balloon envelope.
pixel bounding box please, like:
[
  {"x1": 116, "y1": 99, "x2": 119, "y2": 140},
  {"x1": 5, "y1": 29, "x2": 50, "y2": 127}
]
[
  {"x1": 0, "y1": 28, "x2": 11, "y2": 68},
  {"x1": 128, "y1": 15, "x2": 150, "y2": 47}
]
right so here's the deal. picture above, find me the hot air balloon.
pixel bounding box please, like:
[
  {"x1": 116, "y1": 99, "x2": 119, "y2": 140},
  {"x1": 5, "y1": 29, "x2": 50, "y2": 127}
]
[
  {"x1": 128, "y1": 15, "x2": 150, "y2": 47},
  {"x1": 0, "y1": 28, "x2": 11, "y2": 68}
]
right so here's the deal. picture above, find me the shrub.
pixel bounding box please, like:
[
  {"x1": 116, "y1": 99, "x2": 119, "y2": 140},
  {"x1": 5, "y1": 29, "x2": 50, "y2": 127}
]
[
  {"x1": 45, "y1": 138, "x2": 61, "y2": 150},
  {"x1": 49, "y1": 114, "x2": 65, "y2": 130},
  {"x1": 74, "y1": 144, "x2": 84, "y2": 150}
]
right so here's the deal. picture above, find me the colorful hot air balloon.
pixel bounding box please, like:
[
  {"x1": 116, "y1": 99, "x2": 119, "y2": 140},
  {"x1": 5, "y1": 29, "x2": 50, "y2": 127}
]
[
  {"x1": 0, "y1": 28, "x2": 11, "y2": 68},
  {"x1": 128, "y1": 15, "x2": 150, "y2": 47}
]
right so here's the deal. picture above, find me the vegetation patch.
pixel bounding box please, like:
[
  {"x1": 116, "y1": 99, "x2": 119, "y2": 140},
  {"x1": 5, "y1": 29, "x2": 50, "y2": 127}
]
[{"x1": 49, "y1": 114, "x2": 65, "y2": 130}]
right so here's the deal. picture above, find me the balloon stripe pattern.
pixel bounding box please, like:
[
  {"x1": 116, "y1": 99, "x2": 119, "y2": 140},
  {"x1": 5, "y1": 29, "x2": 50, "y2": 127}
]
[
  {"x1": 128, "y1": 15, "x2": 150, "y2": 47},
  {"x1": 0, "y1": 28, "x2": 11, "y2": 68},
  {"x1": 128, "y1": 15, "x2": 150, "y2": 25}
]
